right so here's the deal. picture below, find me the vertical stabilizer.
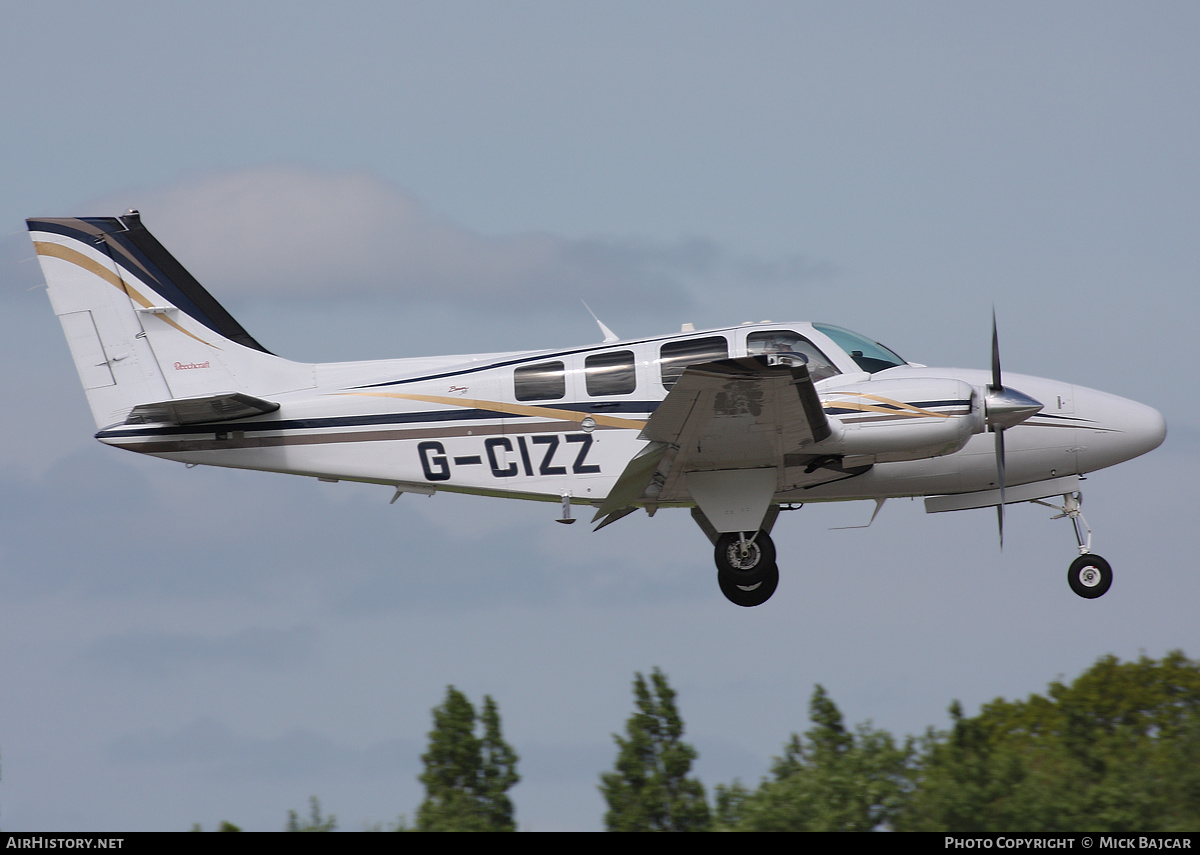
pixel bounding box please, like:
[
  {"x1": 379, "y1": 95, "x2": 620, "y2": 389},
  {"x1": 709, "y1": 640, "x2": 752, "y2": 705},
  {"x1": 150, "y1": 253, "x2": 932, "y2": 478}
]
[{"x1": 28, "y1": 212, "x2": 313, "y2": 429}]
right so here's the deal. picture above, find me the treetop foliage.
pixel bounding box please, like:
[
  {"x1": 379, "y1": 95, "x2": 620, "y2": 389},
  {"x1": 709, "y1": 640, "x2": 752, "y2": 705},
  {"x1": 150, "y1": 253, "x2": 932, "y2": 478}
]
[
  {"x1": 715, "y1": 684, "x2": 914, "y2": 831},
  {"x1": 417, "y1": 685, "x2": 520, "y2": 832},
  {"x1": 285, "y1": 796, "x2": 336, "y2": 832},
  {"x1": 195, "y1": 651, "x2": 1200, "y2": 831},
  {"x1": 600, "y1": 668, "x2": 710, "y2": 831},
  {"x1": 899, "y1": 650, "x2": 1200, "y2": 832}
]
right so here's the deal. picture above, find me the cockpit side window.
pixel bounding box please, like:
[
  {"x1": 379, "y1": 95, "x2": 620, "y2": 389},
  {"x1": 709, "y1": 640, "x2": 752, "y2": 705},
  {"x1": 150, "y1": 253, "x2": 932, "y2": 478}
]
[
  {"x1": 746, "y1": 331, "x2": 841, "y2": 382},
  {"x1": 514, "y1": 360, "x2": 566, "y2": 401},
  {"x1": 813, "y1": 323, "x2": 906, "y2": 374},
  {"x1": 659, "y1": 336, "x2": 728, "y2": 389}
]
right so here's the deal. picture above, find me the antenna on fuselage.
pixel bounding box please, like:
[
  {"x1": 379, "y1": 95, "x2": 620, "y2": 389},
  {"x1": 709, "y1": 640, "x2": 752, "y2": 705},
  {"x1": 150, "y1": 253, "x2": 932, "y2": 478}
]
[{"x1": 582, "y1": 300, "x2": 620, "y2": 343}]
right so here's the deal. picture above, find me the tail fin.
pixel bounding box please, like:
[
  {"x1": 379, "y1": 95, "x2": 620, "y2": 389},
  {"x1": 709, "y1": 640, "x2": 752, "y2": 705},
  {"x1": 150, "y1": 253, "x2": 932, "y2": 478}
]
[{"x1": 28, "y1": 211, "x2": 313, "y2": 429}]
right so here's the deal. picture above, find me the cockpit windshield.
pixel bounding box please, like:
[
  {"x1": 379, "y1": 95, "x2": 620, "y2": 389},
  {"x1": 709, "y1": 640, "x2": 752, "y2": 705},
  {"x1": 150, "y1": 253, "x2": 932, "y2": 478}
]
[{"x1": 813, "y1": 323, "x2": 906, "y2": 373}]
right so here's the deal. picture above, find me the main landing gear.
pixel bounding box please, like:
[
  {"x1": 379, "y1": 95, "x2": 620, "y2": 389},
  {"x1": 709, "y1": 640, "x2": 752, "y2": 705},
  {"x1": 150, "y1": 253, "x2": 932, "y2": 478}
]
[
  {"x1": 1033, "y1": 491, "x2": 1113, "y2": 599},
  {"x1": 690, "y1": 506, "x2": 785, "y2": 607},
  {"x1": 714, "y1": 530, "x2": 779, "y2": 607}
]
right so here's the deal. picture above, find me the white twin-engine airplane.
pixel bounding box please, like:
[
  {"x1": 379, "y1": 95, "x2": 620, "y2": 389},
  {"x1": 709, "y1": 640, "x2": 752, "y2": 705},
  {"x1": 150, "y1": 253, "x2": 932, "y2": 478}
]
[{"x1": 29, "y1": 211, "x2": 1166, "y2": 606}]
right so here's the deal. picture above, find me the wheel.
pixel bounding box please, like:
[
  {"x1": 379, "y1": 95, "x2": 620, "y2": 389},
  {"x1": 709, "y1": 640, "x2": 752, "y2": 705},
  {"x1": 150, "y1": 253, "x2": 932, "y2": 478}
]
[
  {"x1": 718, "y1": 562, "x2": 779, "y2": 607},
  {"x1": 714, "y1": 530, "x2": 776, "y2": 587},
  {"x1": 1068, "y1": 554, "x2": 1112, "y2": 599}
]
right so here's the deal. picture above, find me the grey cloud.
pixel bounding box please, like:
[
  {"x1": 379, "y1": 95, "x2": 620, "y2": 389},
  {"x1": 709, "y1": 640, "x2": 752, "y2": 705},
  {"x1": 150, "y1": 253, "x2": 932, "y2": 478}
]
[
  {"x1": 109, "y1": 716, "x2": 414, "y2": 781},
  {"x1": 85, "y1": 167, "x2": 830, "y2": 313},
  {"x1": 732, "y1": 252, "x2": 836, "y2": 285},
  {"x1": 81, "y1": 625, "x2": 319, "y2": 680}
]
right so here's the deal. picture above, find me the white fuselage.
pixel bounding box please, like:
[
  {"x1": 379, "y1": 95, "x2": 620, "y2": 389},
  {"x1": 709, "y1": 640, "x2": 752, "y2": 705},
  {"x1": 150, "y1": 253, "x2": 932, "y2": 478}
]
[
  {"x1": 28, "y1": 212, "x2": 1167, "y2": 604},
  {"x1": 93, "y1": 322, "x2": 1166, "y2": 510}
]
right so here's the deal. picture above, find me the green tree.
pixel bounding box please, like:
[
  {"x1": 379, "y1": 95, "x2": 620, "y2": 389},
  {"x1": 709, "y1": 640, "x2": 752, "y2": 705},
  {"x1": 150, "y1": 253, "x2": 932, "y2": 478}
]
[
  {"x1": 479, "y1": 695, "x2": 520, "y2": 830},
  {"x1": 718, "y1": 685, "x2": 913, "y2": 831},
  {"x1": 285, "y1": 796, "x2": 336, "y2": 832},
  {"x1": 899, "y1": 651, "x2": 1200, "y2": 831},
  {"x1": 712, "y1": 779, "x2": 752, "y2": 829},
  {"x1": 600, "y1": 668, "x2": 710, "y2": 831},
  {"x1": 417, "y1": 686, "x2": 520, "y2": 831},
  {"x1": 189, "y1": 821, "x2": 241, "y2": 831}
]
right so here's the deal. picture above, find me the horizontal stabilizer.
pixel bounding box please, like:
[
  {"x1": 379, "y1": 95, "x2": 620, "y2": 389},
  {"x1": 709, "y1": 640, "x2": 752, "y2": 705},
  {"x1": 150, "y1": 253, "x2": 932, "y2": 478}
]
[{"x1": 124, "y1": 392, "x2": 280, "y2": 426}]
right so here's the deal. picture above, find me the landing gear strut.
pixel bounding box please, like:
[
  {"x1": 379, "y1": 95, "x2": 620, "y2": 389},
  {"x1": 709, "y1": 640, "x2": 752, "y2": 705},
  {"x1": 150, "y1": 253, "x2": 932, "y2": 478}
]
[
  {"x1": 1033, "y1": 491, "x2": 1113, "y2": 599},
  {"x1": 714, "y1": 530, "x2": 778, "y2": 607}
]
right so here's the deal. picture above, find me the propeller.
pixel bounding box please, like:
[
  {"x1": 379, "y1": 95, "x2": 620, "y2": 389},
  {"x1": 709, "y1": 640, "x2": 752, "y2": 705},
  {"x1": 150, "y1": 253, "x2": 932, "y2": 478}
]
[{"x1": 984, "y1": 310, "x2": 1043, "y2": 547}]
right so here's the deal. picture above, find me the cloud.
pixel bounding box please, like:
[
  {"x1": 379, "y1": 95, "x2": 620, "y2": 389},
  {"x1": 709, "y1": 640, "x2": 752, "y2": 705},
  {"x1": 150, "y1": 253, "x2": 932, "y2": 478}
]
[
  {"x1": 82, "y1": 625, "x2": 319, "y2": 680},
  {"x1": 108, "y1": 716, "x2": 414, "y2": 781},
  {"x1": 85, "y1": 166, "x2": 831, "y2": 314}
]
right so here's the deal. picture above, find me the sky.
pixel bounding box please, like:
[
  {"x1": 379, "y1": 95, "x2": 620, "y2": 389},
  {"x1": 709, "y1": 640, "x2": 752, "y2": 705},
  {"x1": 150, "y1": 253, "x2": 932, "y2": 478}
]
[{"x1": 1, "y1": 1, "x2": 1197, "y2": 831}]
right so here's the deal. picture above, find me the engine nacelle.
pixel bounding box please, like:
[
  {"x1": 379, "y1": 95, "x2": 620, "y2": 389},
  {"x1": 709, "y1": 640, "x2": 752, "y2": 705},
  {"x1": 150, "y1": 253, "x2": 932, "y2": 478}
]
[{"x1": 821, "y1": 377, "x2": 982, "y2": 464}]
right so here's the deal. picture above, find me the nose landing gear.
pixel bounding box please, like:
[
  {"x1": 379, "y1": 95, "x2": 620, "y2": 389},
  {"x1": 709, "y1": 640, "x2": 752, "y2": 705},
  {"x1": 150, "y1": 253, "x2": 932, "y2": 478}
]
[{"x1": 1034, "y1": 491, "x2": 1113, "y2": 599}]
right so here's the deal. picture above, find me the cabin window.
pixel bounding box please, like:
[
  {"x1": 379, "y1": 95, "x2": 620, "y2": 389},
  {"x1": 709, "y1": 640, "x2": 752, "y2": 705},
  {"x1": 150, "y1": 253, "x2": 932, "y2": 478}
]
[
  {"x1": 514, "y1": 361, "x2": 566, "y2": 401},
  {"x1": 585, "y1": 350, "x2": 636, "y2": 396},
  {"x1": 659, "y1": 336, "x2": 728, "y2": 389},
  {"x1": 746, "y1": 331, "x2": 841, "y2": 382}
]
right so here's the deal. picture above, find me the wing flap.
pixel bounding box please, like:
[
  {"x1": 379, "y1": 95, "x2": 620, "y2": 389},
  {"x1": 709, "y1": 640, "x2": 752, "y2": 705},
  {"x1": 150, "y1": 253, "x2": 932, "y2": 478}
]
[
  {"x1": 594, "y1": 441, "x2": 668, "y2": 523},
  {"x1": 647, "y1": 356, "x2": 830, "y2": 482},
  {"x1": 594, "y1": 357, "x2": 834, "y2": 527}
]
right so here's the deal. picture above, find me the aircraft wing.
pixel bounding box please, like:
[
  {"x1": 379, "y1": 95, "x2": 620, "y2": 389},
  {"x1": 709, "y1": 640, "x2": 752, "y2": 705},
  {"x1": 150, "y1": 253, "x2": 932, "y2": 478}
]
[
  {"x1": 594, "y1": 356, "x2": 831, "y2": 528},
  {"x1": 123, "y1": 392, "x2": 280, "y2": 426}
]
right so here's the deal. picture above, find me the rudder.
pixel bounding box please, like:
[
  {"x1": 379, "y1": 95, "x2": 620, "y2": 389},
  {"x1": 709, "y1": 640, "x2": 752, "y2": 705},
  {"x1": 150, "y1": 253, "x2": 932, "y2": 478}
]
[{"x1": 28, "y1": 211, "x2": 313, "y2": 429}]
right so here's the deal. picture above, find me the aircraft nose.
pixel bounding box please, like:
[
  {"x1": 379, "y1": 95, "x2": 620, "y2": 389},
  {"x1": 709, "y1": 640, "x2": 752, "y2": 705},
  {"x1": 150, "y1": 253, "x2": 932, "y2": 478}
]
[{"x1": 1075, "y1": 388, "x2": 1167, "y2": 472}]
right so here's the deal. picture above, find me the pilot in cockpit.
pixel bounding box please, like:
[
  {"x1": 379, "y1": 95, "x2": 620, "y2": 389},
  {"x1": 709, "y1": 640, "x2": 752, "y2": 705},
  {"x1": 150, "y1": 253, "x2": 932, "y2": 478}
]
[{"x1": 747, "y1": 330, "x2": 840, "y2": 382}]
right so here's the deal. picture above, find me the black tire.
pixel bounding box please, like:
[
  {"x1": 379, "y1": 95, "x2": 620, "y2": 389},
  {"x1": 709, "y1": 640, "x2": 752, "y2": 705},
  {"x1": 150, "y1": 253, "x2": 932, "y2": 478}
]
[
  {"x1": 1068, "y1": 554, "x2": 1112, "y2": 599},
  {"x1": 718, "y1": 562, "x2": 779, "y2": 607},
  {"x1": 714, "y1": 530, "x2": 776, "y2": 587}
]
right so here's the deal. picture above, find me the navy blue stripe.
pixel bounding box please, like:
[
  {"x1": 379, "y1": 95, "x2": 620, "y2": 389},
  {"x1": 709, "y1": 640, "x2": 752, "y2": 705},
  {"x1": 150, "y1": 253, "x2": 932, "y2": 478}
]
[
  {"x1": 28, "y1": 217, "x2": 114, "y2": 244},
  {"x1": 29, "y1": 216, "x2": 271, "y2": 353},
  {"x1": 97, "y1": 407, "x2": 511, "y2": 439},
  {"x1": 350, "y1": 331, "x2": 745, "y2": 389},
  {"x1": 98, "y1": 394, "x2": 985, "y2": 440},
  {"x1": 351, "y1": 343, "x2": 686, "y2": 389},
  {"x1": 1027, "y1": 413, "x2": 1096, "y2": 424},
  {"x1": 96, "y1": 400, "x2": 660, "y2": 440}
]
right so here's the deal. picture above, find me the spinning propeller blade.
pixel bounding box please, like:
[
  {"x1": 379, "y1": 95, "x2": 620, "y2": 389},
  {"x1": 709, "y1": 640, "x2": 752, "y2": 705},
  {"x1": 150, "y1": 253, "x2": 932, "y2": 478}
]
[
  {"x1": 995, "y1": 417, "x2": 1006, "y2": 548},
  {"x1": 992, "y1": 308, "x2": 1003, "y2": 391},
  {"x1": 992, "y1": 310, "x2": 1005, "y2": 547},
  {"x1": 985, "y1": 311, "x2": 1042, "y2": 548}
]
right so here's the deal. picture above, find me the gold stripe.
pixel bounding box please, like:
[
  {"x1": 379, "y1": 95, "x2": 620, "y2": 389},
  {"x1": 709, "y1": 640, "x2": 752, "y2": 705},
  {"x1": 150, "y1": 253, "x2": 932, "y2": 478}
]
[
  {"x1": 820, "y1": 392, "x2": 954, "y2": 419},
  {"x1": 825, "y1": 402, "x2": 949, "y2": 418},
  {"x1": 855, "y1": 393, "x2": 953, "y2": 418},
  {"x1": 338, "y1": 391, "x2": 648, "y2": 429},
  {"x1": 34, "y1": 240, "x2": 219, "y2": 349},
  {"x1": 348, "y1": 391, "x2": 951, "y2": 427}
]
